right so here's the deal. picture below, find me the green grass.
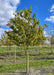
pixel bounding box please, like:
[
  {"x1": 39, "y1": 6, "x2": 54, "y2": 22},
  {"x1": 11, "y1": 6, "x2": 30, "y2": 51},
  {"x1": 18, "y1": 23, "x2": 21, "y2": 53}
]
[
  {"x1": 0, "y1": 46, "x2": 54, "y2": 65},
  {"x1": 0, "y1": 46, "x2": 54, "y2": 73},
  {"x1": 0, "y1": 46, "x2": 54, "y2": 57},
  {"x1": 0, "y1": 59, "x2": 54, "y2": 73},
  {"x1": 7, "y1": 53, "x2": 54, "y2": 61},
  {"x1": 47, "y1": 73, "x2": 54, "y2": 75}
]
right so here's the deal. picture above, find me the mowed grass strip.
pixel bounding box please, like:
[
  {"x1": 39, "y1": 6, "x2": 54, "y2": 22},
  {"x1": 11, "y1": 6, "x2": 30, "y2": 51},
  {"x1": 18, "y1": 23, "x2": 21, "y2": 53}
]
[{"x1": 0, "y1": 59, "x2": 54, "y2": 73}]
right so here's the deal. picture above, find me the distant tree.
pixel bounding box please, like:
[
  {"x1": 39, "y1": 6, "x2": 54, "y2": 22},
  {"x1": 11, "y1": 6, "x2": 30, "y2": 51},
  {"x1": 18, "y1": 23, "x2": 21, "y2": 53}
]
[
  {"x1": 6, "y1": 6, "x2": 48, "y2": 74},
  {"x1": 51, "y1": 35, "x2": 54, "y2": 44},
  {"x1": 1, "y1": 32, "x2": 14, "y2": 46},
  {"x1": 45, "y1": 28, "x2": 54, "y2": 53}
]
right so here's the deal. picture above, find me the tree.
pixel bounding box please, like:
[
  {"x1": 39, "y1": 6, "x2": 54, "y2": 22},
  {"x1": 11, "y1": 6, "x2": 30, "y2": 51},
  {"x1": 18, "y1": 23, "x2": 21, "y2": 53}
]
[
  {"x1": 1, "y1": 32, "x2": 14, "y2": 46},
  {"x1": 51, "y1": 35, "x2": 54, "y2": 45},
  {"x1": 45, "y1": 28, "x2": 54, "y2": 53},
  {"x1": 6, "y1": 6, "x2": 48, "y2": 74}
]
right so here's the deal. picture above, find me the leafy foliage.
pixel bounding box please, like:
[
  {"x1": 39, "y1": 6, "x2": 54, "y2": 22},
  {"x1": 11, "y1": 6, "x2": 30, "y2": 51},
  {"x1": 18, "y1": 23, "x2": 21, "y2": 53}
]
[{"x1": 6, "y1": 6, "x2": 48, "y2": 46}]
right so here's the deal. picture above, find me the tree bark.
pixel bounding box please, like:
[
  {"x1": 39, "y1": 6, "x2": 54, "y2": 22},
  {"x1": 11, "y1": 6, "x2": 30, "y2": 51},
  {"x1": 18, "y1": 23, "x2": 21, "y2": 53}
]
[
  {"x1": 15, "y1": 46, "x2": 16, "y2": 63},
  {"x1": 51, "y1": 37, "x2": 53, "y2": 53},
  {"x1": 25, "y1": 48, "x2": 26, "y2": 56},
  {"x1": 26, "y1": 47, "x2": 29, "y2": 75}
]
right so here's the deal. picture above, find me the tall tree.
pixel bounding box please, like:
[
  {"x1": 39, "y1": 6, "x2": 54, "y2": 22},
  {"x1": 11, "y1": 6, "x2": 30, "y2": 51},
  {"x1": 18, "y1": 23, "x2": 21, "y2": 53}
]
[{"x1": 6, "y1": 6, "x2": 48, "y2": 74}]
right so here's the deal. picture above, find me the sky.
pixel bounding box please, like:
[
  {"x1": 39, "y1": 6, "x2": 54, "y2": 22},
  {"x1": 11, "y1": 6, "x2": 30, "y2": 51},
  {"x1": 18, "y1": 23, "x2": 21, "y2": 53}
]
[{"x1": 0, "y1": 0, "x2": 54, "y2": 39}]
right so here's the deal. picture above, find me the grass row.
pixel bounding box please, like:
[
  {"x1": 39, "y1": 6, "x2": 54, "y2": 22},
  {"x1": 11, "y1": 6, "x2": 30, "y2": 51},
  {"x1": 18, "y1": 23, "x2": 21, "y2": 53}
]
[
  {"x1": 0, "y1": 46, "x2": 54, "y2": 51},
  {"x1": 6, "y1": 53, "x2": 54, "y2": 60},
  {"x1": 0, "y1": 59, "x2": 54, "y2": 73},
  {"x1": 0, "y1": 46, "x2": 54, "y2": 74},
  {"x1": 0, "y1": 53, "x2": 54, "y2": 61},
  {"x1": 0, "y1": 46, "x2": 54, "y2": 57}
]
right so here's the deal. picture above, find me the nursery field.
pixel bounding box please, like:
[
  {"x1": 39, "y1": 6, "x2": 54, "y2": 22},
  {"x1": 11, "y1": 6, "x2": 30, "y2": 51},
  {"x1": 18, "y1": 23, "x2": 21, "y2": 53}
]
[{"x1": 0, "y1": 46, "x2": 54, "y2": 74}]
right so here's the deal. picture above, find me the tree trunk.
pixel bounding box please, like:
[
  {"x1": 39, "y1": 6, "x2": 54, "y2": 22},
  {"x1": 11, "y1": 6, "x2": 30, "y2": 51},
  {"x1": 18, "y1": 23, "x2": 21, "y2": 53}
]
[
  {"x1": 39, "y1": 47, "x2": 40, "y2": 54},
  {"x1": 26, "y1": 47, "x2": 29, "y2": 75},
  {"x1": 51, "y1": 37, "x2": 53, "y2": 53},
  {"x1": 25, "y1": 48, "x2": 26, "y2": 56},
  {"x1": 15, "y1": 46, "x2": 16, "y2": 63},
  {"x1": 9, "y1": 44, "x2": 11, "y2": 57}
]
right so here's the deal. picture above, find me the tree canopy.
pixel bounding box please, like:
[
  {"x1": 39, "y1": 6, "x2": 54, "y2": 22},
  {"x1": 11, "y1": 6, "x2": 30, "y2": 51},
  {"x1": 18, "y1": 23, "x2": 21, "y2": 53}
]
[{"x1": 6, "y1": 6, "x2": 48, "y2": 46}]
